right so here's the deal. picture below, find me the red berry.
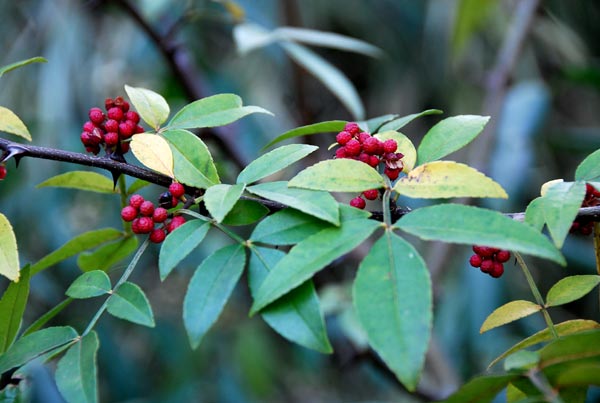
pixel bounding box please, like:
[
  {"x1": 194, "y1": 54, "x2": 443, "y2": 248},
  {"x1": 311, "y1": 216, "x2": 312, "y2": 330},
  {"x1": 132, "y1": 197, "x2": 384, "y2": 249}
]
[
  {"x1": 383, "y1": 139, "x2": 398, "y2": 153},
  {"x1": 171, "y1": 196, "x2": 179, "y2": 207},
  {"x1": 168, "y1": 216, "x2": 186, "y2": 232},
  {"x1": 89, "y1": 107, "x2": 105, "y2": 125},
  {"x1": 496, "y1": 250, "x2": 511, "y2": 263},
  {"x1": 129, "y1": 194, "x2": 145, "y2": 209},
  {"x1": 472, "y1": 245, "x2": 495, "y2": 258},
  {"x1": 336, "y1": 131, "x2": 352, "y2": 145},
  {"x1": 89, "y1": 127, "x2": 104, "y2": 145},
  {"x1": 80, "y1": 132, "x2": 93, "y2": 146},
  {"x1": 362, "y1": 137, "x2": 381, "y2": 155},
  {"x1": 131, "y1": 218, "x2": 141, "y2": 234},
  {"x1": 368, "y1": 155, "x2": 380, "y2": 167},
  {"x1": 0, "y1": 165, "x2": 7, "y2": 180},
  {"x1": 139, "y1": 200, "x2": 155, "y2": 216},
  {"x1": 134, "y1": 125, "x2": 145, "y2": 134},
  {"x1": 349, "y1": 196, "x2": 366, "y2": 209},
  {"x1": 363, "y1": 189, "x2": 379, "y2": 200},
  {"x1": 118, "y1": 121, "x2": 135, "y2": 138},
  {"x1": 169, "y1": 182, "x2": 185, "y2": 199},
  {"x1": 119, "y1": 142, "x2": 130, "y2": 154},
  {"x1": 384, "y1": 167, "x2": 400, "y2": 181},
  {"x1": 85, "y1": 145, "x2": 101, "y2": 155},
  {"x1": 121, "y1": 101, "x2": 130, "y2": 113},
  {"x1": 358, "y1": 153, "x2": 371, "y2": 164},
  {"x1": 480, "y1": 259, "x2": 494, "y2": 273},
  {"x1": 335, "y1": 147, "x2": 347, "y2": 159},
  {"x1": 469, "y1": 254, "x2": 482, "y2": 268},
  {"x1": 489, "y1": 262, "x2": 504, "y2": 278},
  {"x1": 149, "y1": 229, "x2": 166, "y2": 243},
  {"x1": 104, "y1": 132, "x2": 119, "y2": 147},
  {"x1": 136, "y1": 217, "x2": 154, "y2": 234},
  {"x1": 104, "y1": 119, "x2": 119, "y2": 133},
  {"x1": 107, "y1": 107, "x2": 124, "y2": 121},
  {"x1": 345, "y1": 139, "x2": 361, "y2": 156},
  {"x1": 152, "y1": 207, "x2": 168, "y2": 223},
  {"x1": 358, "y1": 132, "x2": 371, "y2": 144},
  {"x1": 105, "y1": 98, "x2": 115, "y2": 110},
  {"x1": 344, "y1": 122, "x2": 360, "y2": 135},
  {"x1": 121, "y1": 206, "x2": 138, "y2": 222},
  {"x1": 83, "y1": 121, "x2": 95, "y2": 133}
]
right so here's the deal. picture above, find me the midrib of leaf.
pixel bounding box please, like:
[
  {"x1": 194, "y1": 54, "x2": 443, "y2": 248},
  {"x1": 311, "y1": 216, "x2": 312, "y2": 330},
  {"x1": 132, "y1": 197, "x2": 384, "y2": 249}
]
[{"x1": 197, "y1": 248, "x2": 241, "y2": 316}]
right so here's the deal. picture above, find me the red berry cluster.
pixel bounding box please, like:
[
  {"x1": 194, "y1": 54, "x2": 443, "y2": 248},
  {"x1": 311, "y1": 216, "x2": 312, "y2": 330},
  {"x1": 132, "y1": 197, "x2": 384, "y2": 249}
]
[
  {"x1": 468, "y1": 246, "x2": 511, "y2": 278},
  {"x1": 570, "y1": 183, "x2": 600, "y2": 235},
  {"x1": 336, "y1": 122, "x2": 404, "y2": 209},
  {"x1": 81, "y1": 96, "x2": 144, "y2": 155},
  {"x1": 0, "y1": 164, "x2": 6, "y2": 180},
  {"x1": 120, "y1": 183, "x2": 187, "y2": 243}
]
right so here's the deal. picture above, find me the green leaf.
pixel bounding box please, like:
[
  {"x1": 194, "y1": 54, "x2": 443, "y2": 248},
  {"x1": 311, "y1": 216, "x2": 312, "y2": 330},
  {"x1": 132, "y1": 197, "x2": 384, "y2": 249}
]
[
  {"x1": 435, "y1": 374, "x2": 519, "y2": 403},
  {"x1": 30, "y1": 228, "x2": 123, "y2": 275},
  {"x1": 107, "y1": 282, "x2": 155, "y2": 327},
  {"x1": 22, "y1": 298, "x2": 74, "y2": 336},
  {"x1": 416, "y1": 115, "x2": 490, "y2": 165},
  {"x1": 77, "y1": 236, "x2": 138, "y2": 272},
  {"x1": 0, "y1": 213, "x2": 19, "y2": 282},
  {"x1": 65, "y1": 271, "x2": 112, "y2": 299},
  {"x1": 374, "y1": 130, "x2": 417, "y2": 172},
  {"x1": 124, "y1": 85, "x2": 170, "y2": 130},
  {"x1": 546, "y1": 275, "x2": 600, "y2": 307},
  {"x1": 377, "y1": 109, "x2": 444, "y2": 133},
  {"x1": 396, "y1": 204, "x2": 566, "y2": 265},
  {"x1": 221, "y1": 200, "x2": 269, "y2": 226},
  {"x1": 0, "y1": 56, "x2": 46, "y2": 78},
  {"x1": 555, "y1": 363, "x2": 600, "y2": 387},
  {"x1": 55, "y1": 331, "x2": 99, "y2": 403},
  {"x1": 488, "y1": 320, "x2": 600, "y2": 369},
  {"x1": 359, "y1": 114, "x2": 397, "y2": 133},
  {"x1": 36, "y1": 171, "x2": 117, "y2": 194},
  {"x1": 250, "y1": 218, "x2": 380, "y2": 314},
  {"x1": 539, "y1": 329, "x2": 600, "y2": 367},
  {"x1": 247, "y1": 181, "x2": 340, "y2": 225},
  {"x1": 248, "y1": 247, "x2": 332, "y2": 353},
  {"x1": 575, "y1": 148, "x2": 600, "y2": 181},
  {"x1": 130, "y1": 133, "x2": 174, "y2": 177},
  {"x1": 281, "y1": 41, "x2": 364, "y2": 120},
  {"x1": 204, "y1": 184, "x2": 246, "y2": 223},
  {"x1": 263, "y1": 120, "x2": 346, "y2": 149},
  {"x1": 452, "y1": 0, "x2": 496, "y2": 55},
  {"x1": 503, "y1": 350, "x2": 540, "y2": 372},
  {"x1": 541, "y1": 181, "x2": 586, "y2": 248},
  {"x1": 353, "y1": 232, "x2": 432, "y2": 391},
  {"x1": 524, "y1": 197, "x2": 546, "y2": 232},
  {"x1": 480, "y1": 300, "x2": 542, "y2": 333},
  {"x1": 393, "y1": 161, "x2": 508, "y2": 199},
  {"x1": 183, "y1": 244, "x2": 246, "y2": 349},
  {"x1": 289, "y1": 159, "x2": 385, "y2": 193},
  {"x1": 237, "y1": 144, "x2": 318, "y2": 185},
  {"x1": 0, "y1": 326, "x2": 78, "y2": 374},
  {"x1": 0, "y1": 107, "x2": 31, "y2": 141},
  {"x1": 168, "y1": 93, "x2": 272, "y2": 130},
  {"x1": 159, "y1": 220, "x2": 211, "y2": 281},
  {"x1": 162, "y1": 129, "x2": 220, "y2": 188},
  {"x1": 250, "y1": 208, "x2": 332, "y2": 245},
  {"x1": 0, "y1": 266, "x2": 30, "y2": 354}
]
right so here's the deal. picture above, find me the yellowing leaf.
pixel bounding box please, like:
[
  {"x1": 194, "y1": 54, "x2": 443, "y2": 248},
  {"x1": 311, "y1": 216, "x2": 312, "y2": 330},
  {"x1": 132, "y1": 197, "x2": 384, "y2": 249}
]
[
  {"x1": 393, "y1": 161, "x2": 508, "y2": 199},
  {"x1": 0, "y1": 106, "x2": 31, "y2": 141},
  {"x1": 540, "y1": 179, "x2": 563, "y2": 197},
  {"x1": 0, "y1": 213, "x2": 20, "y2": 282},
  {"x1": 124, "y1": 85, "x2": 170, "y2": 130},
  {"x1": 130, "y1": 133, "x2": 174, "y2": 178},
  {"x1": 480, "y1": 300, "x2": 541, "y2": 333},
  {"x1": 375, "y1": 130, "x2": 416, "y2": 172}
]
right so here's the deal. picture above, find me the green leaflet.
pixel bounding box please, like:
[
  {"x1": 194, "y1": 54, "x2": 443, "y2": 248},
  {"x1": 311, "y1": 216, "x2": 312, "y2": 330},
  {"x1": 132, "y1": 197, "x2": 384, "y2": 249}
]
[
  {"x1": 159, "y1": 220, "x2": 211, "y2": 281},
  {"x1": 0, "y1": 213, "x2": 19, "y2": 282},
  {"x1": 377, "y1": 109, "x2": 443, "y2": 133},
  {"x1": 106, "y1": 282, "x2": 155, "y2": 327},
  {"x1": 250, "y1": 208, "x2": 332, "y2": 245},
  {"x1": 0, "y1": 266, "x2": 30, "y2": 353},
  {"x1": 545, "y1": 275, "x2": 600, "y2": 307},
  {"x1": 541, "y1": 181, "x2": 586, "y2": 248},
  {"x1": 55, "y1": 331, "x2": 99, "y2": 403},
  {"x1": 204, "y1": 183, "x2": 246, "y2": 223},
  {"x1": 263, "y1": 120, "x2": 346, "y2": 149},
  {"x1": 289, "y1": 159, "x2": 384, "y2": 193},
  {"x1": 124, "y1": 85, "x2": 170, "y2": 130},
  {"x1": 36, "y1": 171, "x2": 117, "y2": 194},
  {"x1": 65, "y1": 271, "x2": 112, "y2": 299},
  {"x1": 575, "y1": 148, "x2": 600, "y2": 181},
  {"x1": 77, "y1": 236, "x2": 138, "y2": 272}
]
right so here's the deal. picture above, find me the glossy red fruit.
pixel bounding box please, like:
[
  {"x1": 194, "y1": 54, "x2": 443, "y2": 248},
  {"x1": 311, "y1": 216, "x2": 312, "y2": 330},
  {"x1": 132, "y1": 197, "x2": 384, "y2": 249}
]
[
  {"x1": 344, "y1": 122, "x2": 360, "y2": 135},
  {"x1": 384, "y1": 167, "x2": 400, "y2": 181},
  {"x1": 349, "y1": 196, "x2": 366, "y2": 209},
  {"x1": 336, "y1": 131, "x2": 352, "y2": 145},
  {"x1": 168, "y1": 216, "x2": 186, "y2": 232},
  {"x1": 104, "y1": 132, "x2": 119, "y2": 147},
  {"x1": 0, "y1": 165, "x2": 7, "y2": 180},
  {"x1": 345, "y1": 139, "x2": 361, "y2": 156},
  {"x1": 89, "y1": 107, "x2": 105, "y2": 125},
  {"x1": 104, "y1": 119, "x2": 119, "y2": 133},
  {"x1": 107, "y1": 107, "x2": 124, "y2": 121},
  {"x1": 152, "y1": 207, "x2": 168, "y2": 223},
  {"x1": 480, "y1": 259, "x2": 494, "y2": 273},
  {"x1": 472, "y1": 245, "x2": 495, "y2": 258},
  {"x1": 362, "y1": 137, "x2": 381, "y2": 155},
  {"x1": 136, "y1": 217, "x2": 154, "y2": 234},
  {"x1": 139, "y1": 201, "x2": 155, "y2": 217},
  {"x1": 129, "y1": 194, "x2": 145, "y2": 209},
  {"x1": 469, "y1": 254, "x2": 482, "y2": 268},
  {"x1": 496, "y1": 250, "x2": 511, "y2": 263},
  {"x1": 363, "y1": 189, "x2": 379, "y2": 200},
  {"x1": 335, "y1": 147, "x2": 347, "y2": 159},
  {"x1": 126, "y1": 111, "x2": 140, "y2": 124},
  {"x1": 383, "y1": 139, "x2": 398, "y2": 153},
  {"x1": 118, "y1": 121, "x2": 135, "y2": 138},
  {"x1": 490, "y1": 262, "x2": 504, "y2": 278},
  {"x1": 121, "y1": 206, "x2": 138, "y2": 222},
  {"x1": 150, "y1": 228, "x2": 166, "y2": 243},
  {"x1": 105, "y1": 98, "x2": 115, "y2": 110},
  {"x1": 358, "y1": 132, "x2": 371, "y2": 144},
  {"x1": 83, "y1": 121, "x2": 95, "y2": 133},
  {"x1": 169, "y1": 182, "x2": 185, "y2": 199}
]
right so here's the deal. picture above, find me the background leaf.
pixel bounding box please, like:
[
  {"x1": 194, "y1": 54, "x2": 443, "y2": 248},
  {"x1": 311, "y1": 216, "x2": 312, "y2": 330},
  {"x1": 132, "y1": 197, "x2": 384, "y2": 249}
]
[
  {"x1": 183, "y1": 244, "x2": 246, "y2": 349},
  {"x1": 0, "y1": 56, "x2": 46, "y2": 78},
  {"x1": 545, "y1": 275, "x2": 600, "y2": 307},
  {"x1": 375, "y1": 130, "x2": 417, "y2": 172},
  {"x1": 248, "y1": 247, "x2": 332, "y2": 353},
  {"x1": 273, "y1": 27, "x2": 383, "y2": 57},
  {"x1": 0, "y1": 212, "x2": 20, "y2": 282},
  {"x1": 250, "y1": 208, "x2": 332, "y2": 245},
  {"x1": 55, "y1": 331, "x2": 99, "y2": 403},
  {"x1": 204, "y1": 184, "x2": 245, "y2": 223},
  {"x1": 168, "y1": 93, "x2": 272, "y2": 130},
  {"x1": 130, "y1": 133, "x2": 174, "y2": 177},
  {"x1": 416, "y1": 115, "x2": 490, "y2": 165},
  {"x1": 289, "y1": 159, "x2": 384, "y2": 193},
  {"x1": 221, "y1": 200, "x2": 269, "y2": 226},
  {"x1": 575, "y1": 148, "x2": 600, "y2": 181},
  {"x1": 0, "y1": 266, "x2": 30, "y2": 353},
  {"x1": 237, "y1": 144, "x2": 318, "y2": 184},
  {"x1": 353, "y1": 232, "x2": 432, "y2": 391},
  {"x1": 263, "y1": 120, "x2": 346, "y2": 149},
  {"x1": 159, "y1": 220, "x2": 211, "y2": 281},
  {"x1": 393, "y1": 161, "x2": 508, "y2": 199},
  {"x1": 377, "y1": 109, "x2": 444, "y2": 133},
  {"x1": 0, "y1": 107, "x2": 31, "y2": 141},
  {"x1": 106, "y1": 282, "x2": 155, "y2": 327},
  {"x1": 124, "y1": 85, "x2": 170, "y2": 129},
  {"x1": 65, "y1": 271, "x2": 112, "y2": 299},
  {"x1": 163, "y1": 129, "x2": 219, "y2": 188},
  {"x1": 435, "y1": 374, "x2": 518, "y2": 403},
  {"x1": 77, "y1": 236, "x2": 138, "y2": 272},
  {"x1": 480, "y1": 300, "x2": 542, "y2": 333},
  {"x1": 524, "y1": 197, "x2": 546, "y2": 231},
  {"x1": 397, "y1": 204, "x2": 565, "y2": 265},
  {"x1": 541, "y1": 181, "x2": 586, "y2": 248},
  {"x1": 36, "y1": 171, "x2": 117, "y2": 194}
]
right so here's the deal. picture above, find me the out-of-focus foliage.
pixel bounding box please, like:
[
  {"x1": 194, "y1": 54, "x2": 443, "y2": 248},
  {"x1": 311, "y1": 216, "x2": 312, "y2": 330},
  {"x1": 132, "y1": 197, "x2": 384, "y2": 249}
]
[{"x1": 2, "y1": 0, "x2": 600, "y2": 402}]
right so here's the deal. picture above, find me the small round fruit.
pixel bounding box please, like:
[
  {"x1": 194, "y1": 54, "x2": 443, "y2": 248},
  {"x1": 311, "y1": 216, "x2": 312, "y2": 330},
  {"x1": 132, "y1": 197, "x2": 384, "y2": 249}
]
[
  {"x1": 0, "y1": 165, "x2": 7, "y2": 180},
  {"x1": 384, "y1": 167, "x2": 400, "y2": 181},
  {"x1": 383, "y1": 139, "x2": 398, "y2": 153},
  {"x1": 136, "y1": 217, "x2": 154, "y2": 234},
  {"x1": 121, "y1": 206, "x2": 138, "y2": 222},
  {"x1": 104, "y1": 132, "x2": 119, "y2": 147},
  {"x1": 469, "y1": 254, "x2": 482, "y2": 268},
  {"x1": 472, "y1": 245, "x2": 495, "y2": 258},
  {"x1": 489, "y1": 262, "x2": 504, "y2": 278},
  {"x1": 336, "y1": 131, "x2": 352, "y2": 145},
  {"x1": 104, "y1": 119, "x2": 119, "y2": 133},
  {"x1": 362, "y1": 137, "x2": 381, "y2": 155},
  {"x1": 480, "y1": 259, "x2": 494, "y2": 273},
  {"x1": 496, "y1": 250, "x2": 511, "y2": 263},
  {"x1": 152, "y1": 207, "x2": 168, "y2": 223},
  {"x1": 150, "y1": 229, "x2": 166, "y2": 243},
  {"x1": 126, "y1": 111, "x2": 140, "y2": 124},
  {"x1": 129, "y1": 194, "x2": 145, "y2": 209},
  {"x1": 107, "y1": 107, "x2": 124, "y2": 121},
  {"x1": 350, "y1": 196, "x2": 366, "y2": 209},
  {"x1": 363, "y1": 189, "x2": 379, "y2": 200},
  {"x1": 344, "y1": 122, "x2": 360, "y2": 135},
  {"x1": 168, "y1": 215, "x2": 186, "y2": 232},
  {"x1": 169, "y1": 182, "x2": 185, "y2": 199},
  {"x1": 89, "y1": 107, "x2": 105, "y2": 125},
  {"x1": 139, "y1": 200, "x2": 155, "y2": 217},
  {"x1": 345, "y1": 139, "x2": 361, "y2": 156}
]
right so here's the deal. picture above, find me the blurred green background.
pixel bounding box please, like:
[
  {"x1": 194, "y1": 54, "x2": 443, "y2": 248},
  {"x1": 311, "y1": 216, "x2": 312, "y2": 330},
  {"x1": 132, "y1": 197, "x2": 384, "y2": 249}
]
[{"x1": 1, "y1": 0, "x2": 600, "y2": 402}]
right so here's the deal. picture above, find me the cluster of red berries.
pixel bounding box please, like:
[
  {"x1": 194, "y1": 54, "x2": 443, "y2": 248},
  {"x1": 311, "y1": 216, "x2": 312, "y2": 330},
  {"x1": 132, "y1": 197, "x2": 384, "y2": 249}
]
[
  {"x1": 120, "y1": 182, "x2": 186, "y2": 243},
  {"x1": 0, "y1": 164, "x2": 6, "y2": 180},
  {"x1": 570, "y1": 183, "x2": 600, "y2": 236},
  {"x1": 335, "y1": 122, "x2": 404, "y2": 209},
  {"x1": 468, "y1": 245, "x2": 511, "y2": 278},
  {"x1": 81, "y1": 96, "x2": 144, "y2": 155}
]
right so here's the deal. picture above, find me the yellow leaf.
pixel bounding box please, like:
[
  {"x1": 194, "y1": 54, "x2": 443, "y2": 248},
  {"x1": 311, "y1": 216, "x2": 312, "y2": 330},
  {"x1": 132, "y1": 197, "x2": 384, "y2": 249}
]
[
  {"x1": 0, "y1": 213, "x2": 20, "y2": 282},
  {"x1": 540, "y1": 179, "x2": 563, "y2": 197},
  {"x1": 130, "y1": 133, "x2": 174, "y2": 178},
  {"x1": 480, "y1": 300, "x2": 542, "y2": 333},
  {"x1": 375, "y1": 130, "x2": 416, "y2": 172},
  {"x1": 393, "y1": 161, "x2": 508, "y2": 199},
  {"x1": 0, "y1": 106, "x2": 31, "y2": 141}
]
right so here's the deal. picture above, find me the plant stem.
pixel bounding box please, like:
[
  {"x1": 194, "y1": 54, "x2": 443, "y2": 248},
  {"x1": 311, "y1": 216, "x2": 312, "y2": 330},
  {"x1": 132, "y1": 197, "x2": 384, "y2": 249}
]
[
  {"x1": 82, "y1": 238, "x2": 149, "y2": 336},
  {"x1": 594, "y1": 223, "x2": 600, "y2": 311},
  {"x1": 382, "y1": 179, "x2": 393, "y2": 228},
  {"x1": 514, "y1": 252, "x2": 558, "y2": 339},
  {"x1": 118, "y1": 175, "x2": 132, "y2": 234},
  {"x1": 527, "y1": 369, "x2": 565, "y2": 403}
]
